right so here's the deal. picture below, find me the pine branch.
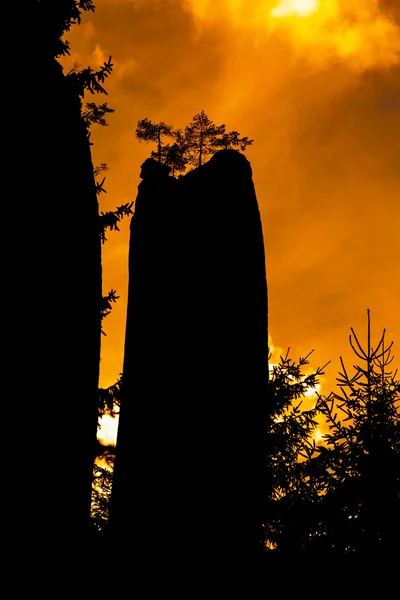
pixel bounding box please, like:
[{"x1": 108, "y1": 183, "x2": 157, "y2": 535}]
[
  {"x1": 99, "y1": 202, "x2": 134, "y2": 243},
  {"x1": 100, "y1": 289, "x2": 120, "y2": 336},
  {"x1": 69, "y1": 56, "x2": 114, "y2": 97},
  {"x1": 82, "y1": 102, "x2": 115, "y2": 129}
]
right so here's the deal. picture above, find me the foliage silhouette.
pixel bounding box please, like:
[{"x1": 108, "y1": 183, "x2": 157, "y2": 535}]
[
  {"x1": 91, "y1": 378, "x2": 121, "y2": 532},
  {"x1": 155, "y1": 135, "x2": 189, "y2": 176},
  {"x1": 264, "y1": 311, "x2": 400, "y2": 562},
  {"x1": 99, "y1": 202, "x2": 134, "y2": 243},
  {"x1": 136, "y1": 118, "x2": 175, "y2": 161},
  {"x1": 98, "y1": 376, "x2": 122, "y2": 420},
  {"x1": 216, "y1": 130, "x2": 254, "y2": 152},
  {"x1": 70, "y1": 56, "x2": 114, "y2": 96},
  {"x1": 264, "y1": 350, "x2": 329, "y2": 558},
  {"x1": 91, "y1": 460, "x2": 114, "y2": 532},
  {"x1": 100, "y1": 289, "x2": 120, "y2": 336},
  {"x1": 313, "y1": 310, "x2": 400, "y2": 560},
  {"x1": 82, "y1": 102, "x2": 115, "y2": 129},
  {"x1": 135, "y1": 111, "x2": 254, "y2": 174},
  {"x1": 184, "y1": 110, "x2": 226, "y2": 167}
]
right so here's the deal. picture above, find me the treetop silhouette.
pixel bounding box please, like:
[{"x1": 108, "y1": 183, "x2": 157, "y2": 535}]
[
  {"x1": 135, "y1": 117, "x2": 175, "y2": 160},
  {"x1": 135, "y1": 110, "x2": 254, "y2": 175},
  {"x1": 265, "y1": 310, "x2": 400, "y2": 561},
  {"x1": 183, "y1": 110, "x2": 226, "y2": 167}
]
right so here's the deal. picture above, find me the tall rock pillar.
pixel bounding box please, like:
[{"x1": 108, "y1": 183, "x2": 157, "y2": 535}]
[{"x1": 110, "y1": 150, "x2": 269, "y2": 565}]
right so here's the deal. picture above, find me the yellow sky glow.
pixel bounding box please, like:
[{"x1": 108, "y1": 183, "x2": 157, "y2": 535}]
[
  {"x1": 185, "y1": 0, "x2": 400, "y2": 70},
  {"x1": 97, "y1": 413, "x2": 119, "y2": 446},
  {"x1": 60, "y1": 1, "x2": 400, "y2": 442},
  {"x1": 271, "y1": 0, "x2": 320, "y2": 18}
]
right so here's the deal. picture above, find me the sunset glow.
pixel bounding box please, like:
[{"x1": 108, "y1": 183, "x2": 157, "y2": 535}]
[
  {"x1": 269, "y1": 0, "x2": 400, "y2": 71},
  {"x1": 61, "y1": 0, "x2": 399, "y2": 411},
  {"x1": 313, "y1": 428, "x2": 324, "y2": 443},
  {"x1": 184, "y1": 0, "x2": 400, "y2": 70},
  {"x1": 271, "y1": 0, "x2": 320, "y2": 18},
  {"x1": 98, "y1": 413, "x2": 118, "y2": 446}
]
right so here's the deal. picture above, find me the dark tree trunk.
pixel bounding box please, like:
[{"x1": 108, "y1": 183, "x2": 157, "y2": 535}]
[
  {"x1": 109, "y1": 151, "x2": 269, "y2": 569},
  {"x1": 7, "y1": 4, "x2": 102, "y2": 550}
]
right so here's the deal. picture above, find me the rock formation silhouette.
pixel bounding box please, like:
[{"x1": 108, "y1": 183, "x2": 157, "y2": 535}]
[{"x1": 109, "y1": 150, "x2": 269, "y2": 565}]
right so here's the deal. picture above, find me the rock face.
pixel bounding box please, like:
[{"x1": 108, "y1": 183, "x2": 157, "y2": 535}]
[{"x1": 109, "y1": 150, "x2": 269, "y2": 563}]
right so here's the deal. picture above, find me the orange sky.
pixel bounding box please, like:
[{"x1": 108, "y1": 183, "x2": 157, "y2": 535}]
[{"x1": 62, "y1": 1, "x2": 399, "y2": 434}]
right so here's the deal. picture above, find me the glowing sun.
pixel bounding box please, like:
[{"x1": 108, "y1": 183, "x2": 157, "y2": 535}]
[{"x1": 271, "y1": 0, "x2": 319, "y2": 18}]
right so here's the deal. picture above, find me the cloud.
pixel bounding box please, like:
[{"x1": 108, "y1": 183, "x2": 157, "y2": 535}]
[
  {"x1": 60, "y1": 1, "x2": 400, "y2": 389},
  {"x1": 184, "y1": 0, "x2": 400, "y2": 71}
]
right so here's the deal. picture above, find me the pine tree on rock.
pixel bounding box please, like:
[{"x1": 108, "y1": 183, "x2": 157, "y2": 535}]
[
  {"x1": 158, "y1": 147, "x2": 188, "y2": 178},
  {"x1": 216, "y1": 130, "x2": 254, "y2": 152},
  {"x1": 135, "y1": 117, "x2": 175, "y2": 161},
  {"x1": 136, "y1": 112, "x2": 253, "y2": 173},
  {"x1": 184, "y1": 110, "x2": 226, "y2": 167}
]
